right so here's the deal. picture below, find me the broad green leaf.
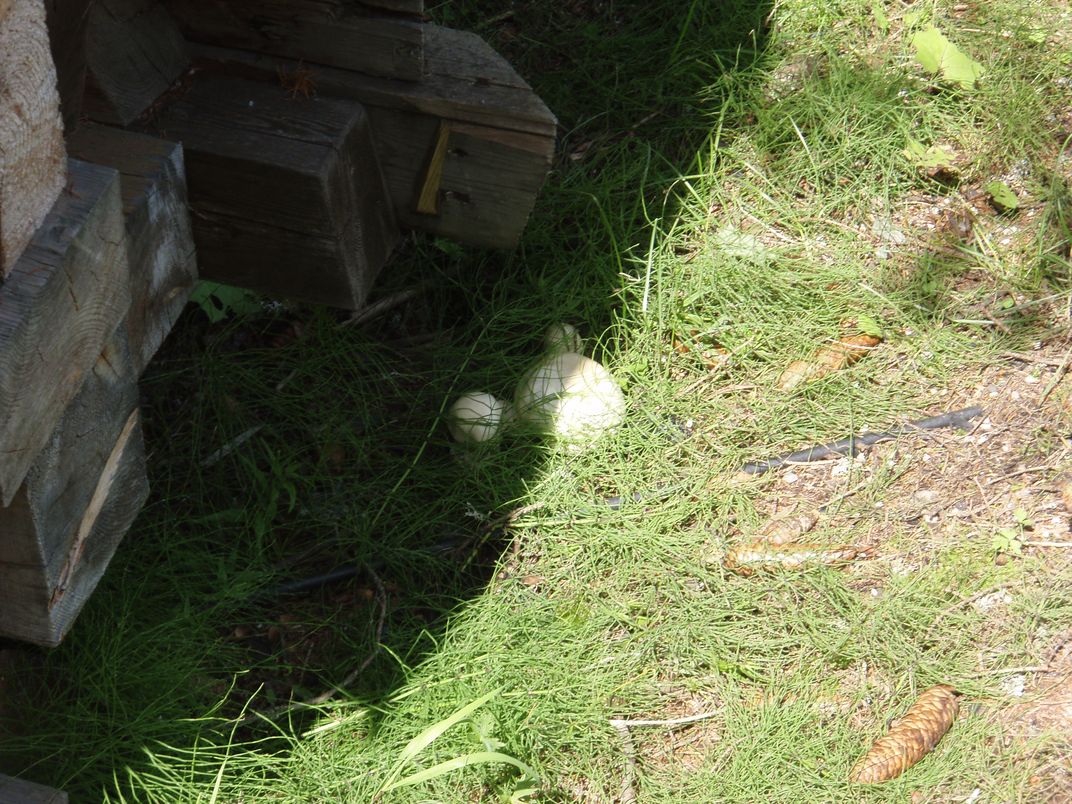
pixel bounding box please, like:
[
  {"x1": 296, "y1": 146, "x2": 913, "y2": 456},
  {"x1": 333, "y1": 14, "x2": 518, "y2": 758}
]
[
  {"x1": 382, "y1": 751, "x2": 538, "y2": 792},
  {"x1": 993, "y1": 528, "x2": 1023, "y2": 556},
  {"x1": 986, "y1": 180, "x2": 1019, "y2": 211},
  {"x1": 857, "y1": 315, "x2": 885, "y2": 339},
  {"x1": 912, "y1": 26, "x2": 984, "y2": 89},
  {"x1": 396, "y1": 691, "x2": 498, "y2": 765},
  {"x1": 903, "y1": 9, "x2": 924, "y2": 28},
  {"x1": 904, "y1": 139, "x2": 957, "y2": 170},
  {"x1": 189, "y1": 281, "x2": 261, "y2": 323}
]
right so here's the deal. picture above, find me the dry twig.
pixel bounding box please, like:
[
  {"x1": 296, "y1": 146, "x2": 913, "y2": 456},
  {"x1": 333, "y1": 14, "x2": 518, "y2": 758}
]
[
  {"x1": 1038, "y1": 345, "x2": 1072, "y2": 407},
  {"x1": 344, "y1": 283, "x2": 434, "y2": 328},
  {"x1": 307, "y1": 564, "x2": 388, "y2": 705},
  {"x1": 609, "y1": 711, "x2": 719, "y2": 802}
]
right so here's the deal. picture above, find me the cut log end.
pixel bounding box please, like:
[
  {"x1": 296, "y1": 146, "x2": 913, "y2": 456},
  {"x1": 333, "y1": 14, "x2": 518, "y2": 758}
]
[{"x1": 0, "y1": 0, "x2": 67, "y2": 277}]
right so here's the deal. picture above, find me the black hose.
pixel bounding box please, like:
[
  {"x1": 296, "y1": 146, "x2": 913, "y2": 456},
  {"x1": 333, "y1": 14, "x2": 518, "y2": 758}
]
[{"x1": 741, "y1": 406, "x2": 984, "y2": 475}]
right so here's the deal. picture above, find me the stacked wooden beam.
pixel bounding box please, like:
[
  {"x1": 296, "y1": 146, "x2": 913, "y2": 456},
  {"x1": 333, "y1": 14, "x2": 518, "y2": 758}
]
[
  {"x1": 2, "y1": 0, "x2": 555, "y2": 651},
  {"x1": 0, "y1": 772, "x2": 68, "y2": 803},
  {"x1": 0, "y1": 0, "x2": 197, "y2": 649},
  {"x1": 73, "y1": 0, "x2": 556, "y2": 307},
  {"x1": 188, "y1": 25, "x2": 557, "y2": 250}
]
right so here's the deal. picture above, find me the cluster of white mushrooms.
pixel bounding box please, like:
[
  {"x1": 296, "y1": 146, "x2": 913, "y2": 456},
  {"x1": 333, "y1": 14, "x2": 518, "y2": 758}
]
[{"x1": 446, "y1": 323, "x2": 626, "y2": 451}]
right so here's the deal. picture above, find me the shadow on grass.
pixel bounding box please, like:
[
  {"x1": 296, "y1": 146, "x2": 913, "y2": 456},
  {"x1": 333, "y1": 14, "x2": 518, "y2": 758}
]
[{"x1": 0, "y1": 1, "x2": 778, "y2": 799}]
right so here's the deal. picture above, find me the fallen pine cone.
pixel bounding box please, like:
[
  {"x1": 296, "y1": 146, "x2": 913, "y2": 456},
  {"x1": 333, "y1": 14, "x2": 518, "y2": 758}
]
[
  {"x1": 849, "y1": 684, "x2": 959, "y2": 784},
  {"x1": 777, "y1": 333, "x2": 882, "y2": 392},
  {"x1": 757, "y1": 510, "x2": 819, "y2": 546},
  {"x1": 723, "y1": 543, "x2": 873, "y2": 576}
]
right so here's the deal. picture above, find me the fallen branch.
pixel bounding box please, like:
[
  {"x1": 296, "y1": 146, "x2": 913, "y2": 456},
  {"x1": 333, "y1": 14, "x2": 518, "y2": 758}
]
[
  {"x1": 1038, "y1": 345, "x2": 1072, "y2": 407},
  {"x1": 610, "y1": 721, "x2": 638, "y2": 804},
  {"x1": 741, "y1": 406, "x2": 984, "y2": 475},
  {"x1": 609, "y1": 711, "x2": 720, "y2": 803},
  {"x1": 609, "y1": 711, "x2": 721, "y2": 729},
  {"x1": 307, "y1": 564, "x2": 388, "y2": 706},
  {"x1": 200, "y1": 424, "x2": 263, "y2": 467},
  {"x1": 343, "y1": 283, "x2": 434, "y2": 328}
]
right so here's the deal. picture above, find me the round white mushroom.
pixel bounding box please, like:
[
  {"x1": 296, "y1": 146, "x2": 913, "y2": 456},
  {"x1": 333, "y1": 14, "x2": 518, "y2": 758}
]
[
  {"x1": 514, "y1": 352, "x2": 625, "y2": 448},
  {"x1": 447, "y1": 391, "x2": 507, "y2": 444},
  {"x1": 542, "y1": 322, "x2": 584, "y2": 355}
]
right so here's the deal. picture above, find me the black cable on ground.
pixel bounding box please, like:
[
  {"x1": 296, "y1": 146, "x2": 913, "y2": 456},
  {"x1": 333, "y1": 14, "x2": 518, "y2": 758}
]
[{"x1": 741, "y1": 406, "x2": 984, "y2": 475}]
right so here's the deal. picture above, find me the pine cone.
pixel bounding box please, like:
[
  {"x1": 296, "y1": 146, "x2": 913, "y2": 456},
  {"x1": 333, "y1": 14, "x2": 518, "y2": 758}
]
[{"x1": 849, "y1": 685, "x2": 958, "y2": 783}]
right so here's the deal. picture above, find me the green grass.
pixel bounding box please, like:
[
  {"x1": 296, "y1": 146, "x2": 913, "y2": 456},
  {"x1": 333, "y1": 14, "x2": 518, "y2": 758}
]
[{"x1": 3, "y1": 0, "x2": 1072, "y2": 801}]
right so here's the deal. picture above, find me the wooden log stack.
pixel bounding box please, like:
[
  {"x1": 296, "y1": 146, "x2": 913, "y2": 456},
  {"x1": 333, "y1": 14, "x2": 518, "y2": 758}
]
[
  {"x1": 0, "y1": 0, "x2": 184, "y2": 653},
  {"x1": 1, "y1": 0, "x2": 553, "y2": 793},
  {"x1": 1, "y1": 0, "x2": 553, "y2": 647}
]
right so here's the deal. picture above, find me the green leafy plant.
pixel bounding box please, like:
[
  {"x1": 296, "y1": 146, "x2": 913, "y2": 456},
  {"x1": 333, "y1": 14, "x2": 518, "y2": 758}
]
[
  {"x1": 993, "y1": 508, "x2": 1033, "y2": 556},
  {"x1": 986, "y1": 180, "x2": 1019, "y2": 212},
  {"x1": 856, "y1": 315, "x2": 885, "y2": 339},
  {"x1": 904, "y1": 139, "x2": 957, "y2": 171},
  {"x1": 376, "y1": 692, "x2": 539, "y2": 800},
  {"x1": 911, "y1": 26, "x2": 984, "y2": 89},
  {"x1": 189, "y1": 281, "x2": 263, "y2": 323},
  {"x1": 993, "y1": 527, "x2": 1023, "y2": 556}
]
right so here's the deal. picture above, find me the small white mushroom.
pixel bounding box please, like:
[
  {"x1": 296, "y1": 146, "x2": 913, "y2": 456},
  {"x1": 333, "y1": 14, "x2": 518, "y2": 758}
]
[
  {"x1": 514, "y1": 352, "x2": 625, "y2": 448},
  {"x1": 542, "y1": 322, "x2": 584, "y2": 355},
  {"x1": 447, "y1": 391, "x2": 506, "y2": 444}
]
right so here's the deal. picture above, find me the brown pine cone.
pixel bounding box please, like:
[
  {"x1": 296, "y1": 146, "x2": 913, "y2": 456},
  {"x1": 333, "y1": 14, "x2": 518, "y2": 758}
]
[{"x1": 849, "y1": 684, "x2": 958, "y2": 783}]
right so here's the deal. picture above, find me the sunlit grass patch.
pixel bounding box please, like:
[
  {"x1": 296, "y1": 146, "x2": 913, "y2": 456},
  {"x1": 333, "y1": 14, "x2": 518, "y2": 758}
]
[{"x1": 3, "y1": 0, "x2": 1072, "y2": 801}]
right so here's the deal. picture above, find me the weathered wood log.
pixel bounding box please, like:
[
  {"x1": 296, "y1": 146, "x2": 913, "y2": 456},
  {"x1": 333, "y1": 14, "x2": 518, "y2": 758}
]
[
  {"x1": 0, "y1": 773, "x2": 68, "y2": 803},
  {"x1": 67, "y1": 124, "x2": 198, "y2": 373},
  {"x1": 0, "y1": 0, "x2": 67, "y2": 276},
  {"x1": 0, "y1": 160, "x2": 130, "y2": 505},
  {"x1": 164, "y1": 0, "x2": 423, "y2": 82},
  {"x1": 82, "y1": 0, "x2": 190, "y2": 126},
  {"x1": 189, "y1": 25, "x2": 556, "y2": 249},
  {"x1": 42, "y1": 0, "x2": 92, "y2": 132},
  {"x1": 0, "y1": 328, "x2": 147, "y2": 646},
  {"x1": 137, "y1": 76, "x2": 396, "y2": 309},
  {"x1": 358, "y1": 0, "x2": 422, "y2": 15}
]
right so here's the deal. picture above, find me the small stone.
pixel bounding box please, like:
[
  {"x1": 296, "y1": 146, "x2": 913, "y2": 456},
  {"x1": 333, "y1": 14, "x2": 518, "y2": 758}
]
[
  {"x1": 914, "y1": 489, "x2": 940, "y2": 505},
  {"x1": 785, "y1": 472, "x2": 799, "y2": 484},
  {"x1": 973, "y1": 590, "x2": 1013, "y2": 612},
  {"x1": 1001, "y1": 674, "x2": 1026, "y2": 697}
]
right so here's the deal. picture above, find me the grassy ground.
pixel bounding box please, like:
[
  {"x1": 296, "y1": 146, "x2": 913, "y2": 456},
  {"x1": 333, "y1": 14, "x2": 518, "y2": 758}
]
[{"x1": 3, "y1": 0, "x2": 1072, "y2": 800}]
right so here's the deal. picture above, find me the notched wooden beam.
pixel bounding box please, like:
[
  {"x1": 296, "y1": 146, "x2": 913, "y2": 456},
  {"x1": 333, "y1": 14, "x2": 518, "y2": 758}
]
[
  {"x1": 0, "y1": 327, "x2": 147, "y2": 647},
  {"x1": 189, "y1": 24, "x2": 557, "y2": 250},
  {"x1": 164, "y1": 0, "x2": 424, "y2": 82},
  {"x1": 137, "y1": 75, "x2": 397, "y2": 309},
  {"x1": 0, "y1": 159, "x2": 130, "y2": 505},
  {"x1": 67, "y1": 124, "x2": 198, "y2": 372}
]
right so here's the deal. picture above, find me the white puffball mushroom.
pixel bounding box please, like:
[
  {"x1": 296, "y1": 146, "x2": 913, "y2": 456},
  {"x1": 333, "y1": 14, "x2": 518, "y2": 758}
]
[
  {"x1": 514, "y1": 352, "x2": 625, "y2": 447},
  {"x1": 447, "y1": 391, "x2": 506, "y2": 444},
  {"x1": 542, "y1": 322, "x2": 584, "y2": 355}
]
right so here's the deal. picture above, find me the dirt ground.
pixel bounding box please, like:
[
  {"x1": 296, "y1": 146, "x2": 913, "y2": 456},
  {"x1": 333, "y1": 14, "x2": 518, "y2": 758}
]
[{"x1": 731, "y1": 336, "x2": 1072, "y2": 800}]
